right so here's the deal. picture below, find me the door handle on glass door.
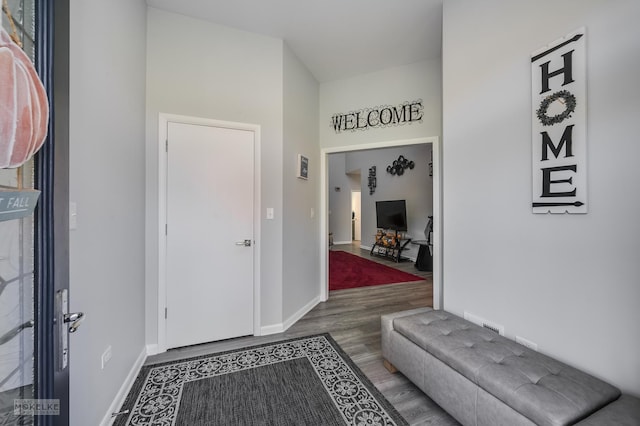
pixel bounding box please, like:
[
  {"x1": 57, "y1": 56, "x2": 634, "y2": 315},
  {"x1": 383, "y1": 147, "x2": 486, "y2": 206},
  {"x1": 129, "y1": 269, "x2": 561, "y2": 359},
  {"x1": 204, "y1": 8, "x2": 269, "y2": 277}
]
[{"x1": 64, "y1": 311, "x2": 85, "y2": 333}]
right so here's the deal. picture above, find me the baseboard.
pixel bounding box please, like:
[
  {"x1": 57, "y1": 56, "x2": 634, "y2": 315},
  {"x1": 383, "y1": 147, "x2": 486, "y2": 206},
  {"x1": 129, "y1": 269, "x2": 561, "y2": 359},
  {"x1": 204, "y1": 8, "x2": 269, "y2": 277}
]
[
  {"x1": 145, "y1": 343, "x2": 159, "y2": 356},
  {"x1": 360, "y1": 244, "x2": 372, "y2": 251},
  {"x1": 283, "y1": 295, "x2": 320, "y2": 331},
  {"x1": 260, "y1": 295, "x2": 321, "y2": 336},
  {"x1": 99, "y1": 346, "x2": 147, "y2": 426},
  {"x1": 260, "y1": 323, "x2": 284, "y2": 335},
  {"x1": 333, "y1": 240, "x2": 352, "y2": 245}
]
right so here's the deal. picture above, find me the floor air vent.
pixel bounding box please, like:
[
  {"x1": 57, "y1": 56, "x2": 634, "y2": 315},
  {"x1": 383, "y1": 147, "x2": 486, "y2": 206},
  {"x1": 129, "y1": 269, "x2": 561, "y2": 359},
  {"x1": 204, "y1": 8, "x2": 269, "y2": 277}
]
[
  {"x1": 464, "y1": 312, "x2": 505, "y2": 336},
  {"x1": 482, "y1": 323, "x2": 502, "y2": 335}
]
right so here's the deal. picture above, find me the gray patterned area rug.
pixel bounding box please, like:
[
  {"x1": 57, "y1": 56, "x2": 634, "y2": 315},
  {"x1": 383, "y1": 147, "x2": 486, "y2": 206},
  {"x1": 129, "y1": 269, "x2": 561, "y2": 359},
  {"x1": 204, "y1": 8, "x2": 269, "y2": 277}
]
[{"x1": 114, "y1": 334, "x2": 408, "y2": 426}]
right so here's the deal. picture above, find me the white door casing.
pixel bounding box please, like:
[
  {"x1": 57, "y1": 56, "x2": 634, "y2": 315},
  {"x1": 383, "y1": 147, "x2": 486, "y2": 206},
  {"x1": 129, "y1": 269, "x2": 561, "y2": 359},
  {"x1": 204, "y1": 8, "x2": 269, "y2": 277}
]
[{"x1": 158, "y1": 114, "x2": 261, "y2": 352}]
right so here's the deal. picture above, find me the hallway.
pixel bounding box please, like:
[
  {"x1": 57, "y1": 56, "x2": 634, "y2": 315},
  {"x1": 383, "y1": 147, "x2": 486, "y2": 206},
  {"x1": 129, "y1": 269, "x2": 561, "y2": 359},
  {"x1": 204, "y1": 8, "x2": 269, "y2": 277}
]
[{"x1": 144, "y1": 246, "x2": 455, "y2": 425}]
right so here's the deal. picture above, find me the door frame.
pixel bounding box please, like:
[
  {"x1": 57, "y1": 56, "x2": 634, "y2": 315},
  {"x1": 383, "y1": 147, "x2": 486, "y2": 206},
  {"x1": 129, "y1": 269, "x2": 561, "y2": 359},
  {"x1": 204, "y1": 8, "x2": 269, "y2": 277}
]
[
  {"x1": 157, "y1": 114, "x2": 261, "y2": 353},
  {"x1": 34, "y1": 0, "x2": 71, "y2": 424},
  {"x1": 320, "y1": 136, "x2": 442, "y2": 309}
]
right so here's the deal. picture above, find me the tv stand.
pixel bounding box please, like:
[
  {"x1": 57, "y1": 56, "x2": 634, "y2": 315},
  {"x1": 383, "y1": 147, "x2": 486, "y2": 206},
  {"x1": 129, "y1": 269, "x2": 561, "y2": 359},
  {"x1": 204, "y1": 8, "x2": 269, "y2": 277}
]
[{"x1": 370, "y1": 229, "x2": 412, "y2": 263}]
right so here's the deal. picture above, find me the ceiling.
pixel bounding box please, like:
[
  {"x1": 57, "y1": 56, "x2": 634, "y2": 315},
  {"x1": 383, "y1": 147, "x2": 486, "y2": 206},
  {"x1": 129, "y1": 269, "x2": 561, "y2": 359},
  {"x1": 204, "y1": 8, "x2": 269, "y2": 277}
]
[{"x1": 145, "y1": 0, "x2": 443, "y2": 83}]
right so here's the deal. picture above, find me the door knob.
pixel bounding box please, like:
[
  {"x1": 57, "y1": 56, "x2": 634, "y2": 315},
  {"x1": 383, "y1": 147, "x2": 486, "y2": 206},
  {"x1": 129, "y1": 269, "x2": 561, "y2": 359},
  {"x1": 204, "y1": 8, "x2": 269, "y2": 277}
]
[{"x1": 235, "y1": 239, "x2": 252, "y2": 247}]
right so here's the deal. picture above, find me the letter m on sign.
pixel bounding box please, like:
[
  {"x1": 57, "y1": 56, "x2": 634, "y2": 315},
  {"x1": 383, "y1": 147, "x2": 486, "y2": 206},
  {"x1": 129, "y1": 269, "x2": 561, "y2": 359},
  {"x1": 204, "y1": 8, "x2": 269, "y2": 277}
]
[{"x1": 531, "y1": 28, "x2": 587, "y2": 214}]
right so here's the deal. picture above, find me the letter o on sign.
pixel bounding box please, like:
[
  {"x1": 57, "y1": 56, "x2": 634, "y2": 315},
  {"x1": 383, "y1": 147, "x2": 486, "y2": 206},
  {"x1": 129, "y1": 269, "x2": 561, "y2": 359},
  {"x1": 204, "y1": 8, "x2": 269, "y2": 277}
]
[{"x1": 379, "y1": 108, "x2": 393, "y2": 125}]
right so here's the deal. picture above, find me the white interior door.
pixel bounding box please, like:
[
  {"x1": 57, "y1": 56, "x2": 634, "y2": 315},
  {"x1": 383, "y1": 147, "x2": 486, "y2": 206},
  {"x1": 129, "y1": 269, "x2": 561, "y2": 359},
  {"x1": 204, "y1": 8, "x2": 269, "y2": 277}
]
[
  {"x1": 166, "y1": 122, "x2": 254, "y2": 349},
  {"x1": 351, "y1": 191, "x2": 361, "y2": 241}
]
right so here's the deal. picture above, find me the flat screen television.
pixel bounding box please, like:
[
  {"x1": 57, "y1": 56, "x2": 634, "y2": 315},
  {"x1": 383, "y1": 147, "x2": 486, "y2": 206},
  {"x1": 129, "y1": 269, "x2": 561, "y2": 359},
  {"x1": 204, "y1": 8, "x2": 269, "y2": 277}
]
[{"x1": 376, "y1": 200, "x2": 408, "y2": 231}]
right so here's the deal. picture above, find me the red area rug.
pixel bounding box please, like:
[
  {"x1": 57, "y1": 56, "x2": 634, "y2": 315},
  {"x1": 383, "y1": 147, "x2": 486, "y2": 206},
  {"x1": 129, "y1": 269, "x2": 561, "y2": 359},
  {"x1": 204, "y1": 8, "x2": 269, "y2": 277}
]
[{"x1": 329, "y1": 250, "x2": 424, "y2": 291}]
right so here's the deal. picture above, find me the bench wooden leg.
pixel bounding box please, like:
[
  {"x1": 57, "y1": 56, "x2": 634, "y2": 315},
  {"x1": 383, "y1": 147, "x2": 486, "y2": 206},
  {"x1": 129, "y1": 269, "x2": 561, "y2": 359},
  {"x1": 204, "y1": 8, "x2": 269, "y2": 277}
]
[{"x1": 383, "y1": 359, "x2": 398, "y2": 373}]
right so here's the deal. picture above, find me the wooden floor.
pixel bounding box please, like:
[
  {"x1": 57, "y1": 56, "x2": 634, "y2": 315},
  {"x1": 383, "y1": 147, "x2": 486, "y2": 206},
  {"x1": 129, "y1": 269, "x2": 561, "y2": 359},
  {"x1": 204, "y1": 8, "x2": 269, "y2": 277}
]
[{"x1": 147, "y1": 243, "x2": 458, "y2": 425}]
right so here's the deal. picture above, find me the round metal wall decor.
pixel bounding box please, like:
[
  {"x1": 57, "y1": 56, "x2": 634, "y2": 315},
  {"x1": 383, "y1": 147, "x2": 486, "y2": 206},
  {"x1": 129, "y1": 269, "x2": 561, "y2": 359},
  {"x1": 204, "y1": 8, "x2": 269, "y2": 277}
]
[{"x1": 386, "y1": 155, "x2": 414, "y2": 176}]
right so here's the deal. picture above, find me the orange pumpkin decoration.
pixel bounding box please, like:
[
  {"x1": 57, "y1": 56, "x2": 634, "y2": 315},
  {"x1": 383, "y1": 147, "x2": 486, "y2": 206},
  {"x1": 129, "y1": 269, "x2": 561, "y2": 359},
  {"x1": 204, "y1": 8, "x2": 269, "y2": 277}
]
[{"x1": 0, "y1": 26, "x2": 49, "y2": 169}]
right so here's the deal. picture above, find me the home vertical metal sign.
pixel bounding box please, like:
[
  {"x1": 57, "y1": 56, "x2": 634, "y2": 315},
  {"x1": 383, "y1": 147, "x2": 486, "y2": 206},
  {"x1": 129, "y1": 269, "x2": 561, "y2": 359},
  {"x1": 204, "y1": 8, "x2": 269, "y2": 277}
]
[{"x1": 531, "y1": 28, "x2": 587, "y2": 214}]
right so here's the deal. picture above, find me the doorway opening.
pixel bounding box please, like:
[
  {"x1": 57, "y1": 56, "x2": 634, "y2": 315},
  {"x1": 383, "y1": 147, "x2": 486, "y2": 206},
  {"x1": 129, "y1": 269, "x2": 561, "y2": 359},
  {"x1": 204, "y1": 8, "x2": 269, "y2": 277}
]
[
  {"x1": 320, "y1": 137, "x2": 442, "y2": 308},
  {"x1": 351, "y1": 190, "x2": 361, "y2": 242}
]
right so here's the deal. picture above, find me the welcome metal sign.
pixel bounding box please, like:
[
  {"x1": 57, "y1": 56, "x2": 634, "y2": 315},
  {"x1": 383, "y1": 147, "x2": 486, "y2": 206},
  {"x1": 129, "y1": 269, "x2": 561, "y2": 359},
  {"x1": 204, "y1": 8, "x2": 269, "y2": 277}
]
[
  {"x1": 531, "y1": 28, "x2": 587, "y2": 214},
  {"x1": 331, "y1": 99, "x2": 423, "y2": 133}
]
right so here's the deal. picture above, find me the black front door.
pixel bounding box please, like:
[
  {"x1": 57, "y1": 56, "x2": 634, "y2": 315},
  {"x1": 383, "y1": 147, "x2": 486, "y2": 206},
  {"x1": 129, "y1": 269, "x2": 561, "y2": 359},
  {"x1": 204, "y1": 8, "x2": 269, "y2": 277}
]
[
  {"x1": 0, "y1": 1, "x2": 71, "y2": 425},
  {"x1": 34, "y1": 1, "x2": 72, "y2": 425}
]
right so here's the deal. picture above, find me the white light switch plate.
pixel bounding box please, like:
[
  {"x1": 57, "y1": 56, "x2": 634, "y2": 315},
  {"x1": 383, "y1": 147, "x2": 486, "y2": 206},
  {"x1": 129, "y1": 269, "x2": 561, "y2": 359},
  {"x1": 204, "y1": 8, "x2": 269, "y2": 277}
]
[{"x1": 101, "y1": 345, "x2": 112, "y2": 369}]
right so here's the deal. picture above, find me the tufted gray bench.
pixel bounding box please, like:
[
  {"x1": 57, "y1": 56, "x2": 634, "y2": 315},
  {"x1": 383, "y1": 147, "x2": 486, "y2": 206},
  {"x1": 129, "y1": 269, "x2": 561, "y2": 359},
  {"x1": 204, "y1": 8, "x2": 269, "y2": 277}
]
[{"x1": 381, "y1": 307, "x2": 640, "y2": 426}]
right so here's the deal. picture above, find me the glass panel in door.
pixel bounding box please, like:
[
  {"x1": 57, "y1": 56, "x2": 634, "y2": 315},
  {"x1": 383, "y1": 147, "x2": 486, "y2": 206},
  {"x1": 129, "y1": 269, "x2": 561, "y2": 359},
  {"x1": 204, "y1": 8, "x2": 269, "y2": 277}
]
[{"x1": 1, "y1": 1, "x2": 36, "y2": 423}]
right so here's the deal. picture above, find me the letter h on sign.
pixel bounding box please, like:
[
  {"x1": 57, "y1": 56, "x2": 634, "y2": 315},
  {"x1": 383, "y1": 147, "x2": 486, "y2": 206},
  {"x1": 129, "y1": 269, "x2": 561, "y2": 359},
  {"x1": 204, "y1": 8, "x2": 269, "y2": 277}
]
[{"x1": 531, "y1": 29, "x2": 587, "y2": 214}]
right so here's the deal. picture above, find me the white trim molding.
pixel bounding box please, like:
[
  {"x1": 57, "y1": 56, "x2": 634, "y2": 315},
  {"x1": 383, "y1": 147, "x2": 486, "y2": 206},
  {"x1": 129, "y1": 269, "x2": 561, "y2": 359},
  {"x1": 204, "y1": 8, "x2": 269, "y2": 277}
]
[
  {"x1": 145, "y1": 344, "x2": 159, "y2": 357},
  {"x1": 283, "y1": 295, "x2": 321, "y2": 331},
  {"x1": 99, "y1": 347, "x2": 147, "y2": 426},
  {"x1": 260, "y1": 323, "x2": 284, "y2": 335},
  {"x1": 261, "y1": 295, "x2": 321, "y2": 335}
]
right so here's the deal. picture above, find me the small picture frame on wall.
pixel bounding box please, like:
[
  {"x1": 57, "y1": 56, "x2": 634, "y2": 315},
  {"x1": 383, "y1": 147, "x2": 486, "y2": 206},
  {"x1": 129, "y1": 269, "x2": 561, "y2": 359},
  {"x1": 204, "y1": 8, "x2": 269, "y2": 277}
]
[{"x1": 297, "y1": 154, "x2": 309, "y2": 180}]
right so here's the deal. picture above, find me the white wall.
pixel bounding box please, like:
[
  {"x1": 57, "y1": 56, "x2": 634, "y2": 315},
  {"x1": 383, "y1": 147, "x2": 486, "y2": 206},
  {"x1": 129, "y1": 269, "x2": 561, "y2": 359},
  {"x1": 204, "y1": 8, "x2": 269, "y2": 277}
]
[
  {"x1": 68, "y1": 0, "x2": 147, "y2": 424},
  {"x1": 443, "y1": 0, "x2": 640, "y2": 395},
  {"x1": 320, "y1": 59, "x2": 442, "y2": 150},
  {"x1": 282, "y1": 44, "x2": 321, "y2": 323},
  {"x1": 145, "y1": 8, "x2": 285, "y2": 339}
]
